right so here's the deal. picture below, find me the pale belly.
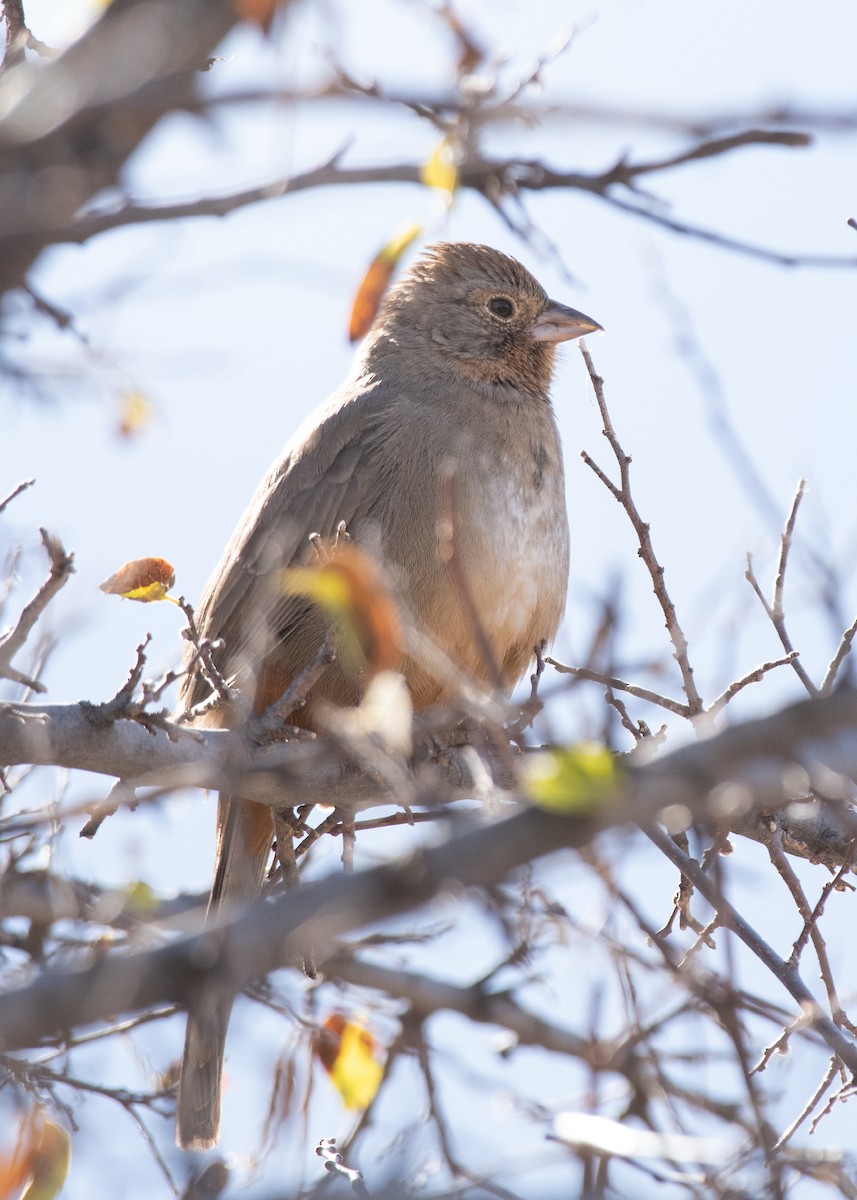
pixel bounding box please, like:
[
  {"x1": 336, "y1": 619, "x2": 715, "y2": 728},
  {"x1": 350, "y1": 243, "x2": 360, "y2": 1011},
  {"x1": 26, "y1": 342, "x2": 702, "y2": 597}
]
[{"x1": 466, "y1": 455, "x2": 569, "y2": 657}]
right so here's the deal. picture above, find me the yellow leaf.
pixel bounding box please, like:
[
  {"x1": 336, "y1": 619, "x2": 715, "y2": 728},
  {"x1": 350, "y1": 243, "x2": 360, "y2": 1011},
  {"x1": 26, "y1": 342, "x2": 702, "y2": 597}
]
[
  {"x1": 20, "y1": 1117, "x2": 71, "y2": 1200},
  {"x1": 117, "y1": 390, "x2": 152, "y2": 439},
  {"x1": 99, "y1": 557, "x2": 179, "y2": 604},
  {"x1": 420, "y1": 138, "x2": 459, "y2": 195},
  {"x1": 317, "y1": 1015, "x2": 384, "y2": 1111},
  {"x1": 522, "y1": 743, "x2": 620, "y2": 814},
  {"x1": 348, "y1": 224, "x2": 422, "y2": 343}
]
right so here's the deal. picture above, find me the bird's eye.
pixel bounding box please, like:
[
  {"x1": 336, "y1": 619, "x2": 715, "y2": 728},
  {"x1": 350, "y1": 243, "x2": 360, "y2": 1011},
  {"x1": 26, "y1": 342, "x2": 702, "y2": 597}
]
[{"x1": 487, "y1": 297, "x2": 515, "y2": 319}]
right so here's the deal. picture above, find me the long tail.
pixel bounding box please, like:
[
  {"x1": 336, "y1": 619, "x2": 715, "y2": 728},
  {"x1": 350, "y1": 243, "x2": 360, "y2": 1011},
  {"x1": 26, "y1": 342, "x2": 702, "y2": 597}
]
[{"x1": 176, "y1": 796, "x2": 272, "y2": 1150}]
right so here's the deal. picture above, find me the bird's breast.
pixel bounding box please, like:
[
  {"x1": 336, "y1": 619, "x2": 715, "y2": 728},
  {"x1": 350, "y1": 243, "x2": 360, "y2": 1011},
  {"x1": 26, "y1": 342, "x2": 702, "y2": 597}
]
[{"x1": 465, "y1": 440, "x2": 569, "y2": 652}]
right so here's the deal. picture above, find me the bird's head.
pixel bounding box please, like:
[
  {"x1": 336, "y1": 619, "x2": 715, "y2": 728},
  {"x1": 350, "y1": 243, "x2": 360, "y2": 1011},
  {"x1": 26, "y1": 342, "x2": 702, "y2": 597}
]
[{"x1": 376, "y1": 242, "x2": 602, "y2": 398}]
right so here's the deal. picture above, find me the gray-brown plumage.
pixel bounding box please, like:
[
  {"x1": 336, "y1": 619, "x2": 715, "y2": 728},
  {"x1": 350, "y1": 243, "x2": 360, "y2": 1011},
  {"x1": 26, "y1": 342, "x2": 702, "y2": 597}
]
[{"x1": 176, "y1": 242, "x2": 601, "y2": 1150}]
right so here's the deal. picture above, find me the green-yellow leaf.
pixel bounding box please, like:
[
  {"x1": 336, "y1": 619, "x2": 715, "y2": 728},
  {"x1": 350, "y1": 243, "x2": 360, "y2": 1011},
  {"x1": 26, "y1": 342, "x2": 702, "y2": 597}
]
[
  {"x1": 522, "y1": 743, "x2": 620, "y2": 814},
  {"x1": 123, "y1": 880, "x2": 157, "y2": 913}
]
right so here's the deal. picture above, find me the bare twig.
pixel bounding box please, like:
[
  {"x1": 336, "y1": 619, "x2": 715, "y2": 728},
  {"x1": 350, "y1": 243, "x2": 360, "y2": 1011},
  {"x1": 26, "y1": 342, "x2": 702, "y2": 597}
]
[
  {"x1": 0, "y1": 478, "x2": 35, "y2": 515},
  {"x1": 707, "y1": 652, "x2": 799, "y2": 717},
  {"x1": 546, "y1": 658, "x2": 691, "y2": 716},
  {"x1": 774, "y1": 1058, "x2": 841, "y2": 1150},
  {"x1": 578, "y1": 345, "x2": 703, "y2": 713},
  {"x1": 56, "y1": 141, "x2": 856, "y2": 272},
  {"x1": 821, "y1": 615, "x2": 857, "y2": 694},
  {"x1": 745, "y1": 480, "x2": 818, "y2": 697},
  {"x1": 646, "y1": 822, "x2": 857, "y2": 1073},
  {"x1": 250, "y1": 628, "x2": 336, "y2": 742},
  {"x1": 0, "y1": 529, "x2": 74, "y2": 691}
]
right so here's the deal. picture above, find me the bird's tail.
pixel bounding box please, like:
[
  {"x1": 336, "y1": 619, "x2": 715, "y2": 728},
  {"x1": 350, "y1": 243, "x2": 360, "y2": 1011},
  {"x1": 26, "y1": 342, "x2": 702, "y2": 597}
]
[{"x1": 176, "y1": 796, "x2": 272, "y2": 1150}]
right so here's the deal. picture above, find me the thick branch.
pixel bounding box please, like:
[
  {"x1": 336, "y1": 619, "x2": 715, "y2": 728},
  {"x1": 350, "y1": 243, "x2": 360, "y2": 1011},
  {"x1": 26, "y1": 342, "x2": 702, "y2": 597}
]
[
  {"x1": 2, "y1": 687, "x2": 857, "y2": 857},
  {"x1": 0, "y1": 805, "x2": 609, "y2": 1051},
  {"x1": 0, "y1": 0, "x2": 250, "y2": 293}
]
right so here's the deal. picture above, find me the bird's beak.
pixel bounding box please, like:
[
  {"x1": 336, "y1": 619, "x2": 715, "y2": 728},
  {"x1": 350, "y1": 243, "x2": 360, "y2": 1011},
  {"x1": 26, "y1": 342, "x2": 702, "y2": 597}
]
[{"x1": 532, "y1": 300, "x2": 603, "y2": 344}]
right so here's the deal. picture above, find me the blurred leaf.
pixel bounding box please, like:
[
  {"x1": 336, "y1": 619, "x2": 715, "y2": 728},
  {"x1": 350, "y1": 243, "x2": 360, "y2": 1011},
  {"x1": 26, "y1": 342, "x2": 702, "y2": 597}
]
[
  {"x1": 18, "y1": 1115, "x2": 71, "y2": 1200},
  {"x1": 123, "y1": 880, "x2": 156, "y2": 912},
  {"x1": 99, "y1": 557, "x2": 178, "y2": 604},
  {"x1": 281, "y1": 543, "x2": 401, "y2": 677},
  {"x1": 420, "y1": 137, "x2": 459, "y2": 195},
  {"x1": 522, "y1": 743, "x2": 620, "y2": 813},
  {"x1": 0, "y1": 1139, "x2": 30, "y2": 1198},
  {"x1": 233, "y1": 0, "x2": 279, "y2": 34},
  {"x1": 317, "y1": 1014, "x2": 384, "y2": 1111},
  {"x1": 348, "y1": 223, "x2": 422, "y2": 343},
  {"x1": 116, "y1": 389, "x2": 152, "y2": 439}
]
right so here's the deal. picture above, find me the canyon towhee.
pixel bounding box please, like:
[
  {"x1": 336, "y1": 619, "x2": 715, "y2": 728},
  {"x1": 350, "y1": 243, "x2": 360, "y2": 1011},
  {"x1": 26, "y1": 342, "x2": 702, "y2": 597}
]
[{"x1": 176, "y1": 241, "x2": 601, "y2": 1149}]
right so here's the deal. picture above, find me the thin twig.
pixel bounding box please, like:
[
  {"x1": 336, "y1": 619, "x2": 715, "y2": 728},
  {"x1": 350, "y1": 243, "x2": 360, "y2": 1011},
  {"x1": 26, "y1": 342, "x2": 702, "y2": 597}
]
[
  {"x1": 546, "y1": 658, "x2": 691, "y2": 716},
  {"x1": 745, "y1": 480, "x2": 818, "y2": 697},
  {"x1": 646, "y1": 823, "x2": 857, "y2": 1073},
  {"x1": 707, "y1": 652, "x2": 799, "y2": 717},
  {"x1": 821, "y1": 614, "x2": 857, "y2": 694},
  {"x1": 579, "y1": 344, "x2": 703, "y2": 713},
  {"x1": 0, "y1": 479, "x2": 35, "y2": 515},
  {"x1": 0, "y1": 529, "x2": 74, "y2": 691}
]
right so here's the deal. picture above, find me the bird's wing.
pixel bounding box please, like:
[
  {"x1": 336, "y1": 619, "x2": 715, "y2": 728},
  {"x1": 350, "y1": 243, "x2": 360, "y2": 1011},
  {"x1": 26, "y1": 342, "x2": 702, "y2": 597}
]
[{"x1": 179, "y1": 380, "x2": 392, "y2": 711}]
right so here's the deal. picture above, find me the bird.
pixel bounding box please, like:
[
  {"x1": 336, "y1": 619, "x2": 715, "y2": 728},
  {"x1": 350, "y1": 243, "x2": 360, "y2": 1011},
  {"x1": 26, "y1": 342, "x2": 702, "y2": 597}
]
[{"x1": 175, "y1": 241, "x2": 602, "y2": 1150}]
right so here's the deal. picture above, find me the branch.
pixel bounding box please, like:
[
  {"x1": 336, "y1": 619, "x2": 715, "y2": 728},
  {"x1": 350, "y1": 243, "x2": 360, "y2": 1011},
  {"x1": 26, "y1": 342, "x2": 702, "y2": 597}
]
[
  {"x1": 579, "y1": 344, "x2": 704, "y2": 714},
  {"x1": 646, "y1": 823, "x2": 857, "y2": 1075},
  {"x1": 0, "y1": 0, "x2": 250, "y2": 293},
  {"x1": 0, "y1": 477, "x2": 34, "y2": 514},
  {"x1": 3, "y1": 690, "x2": 857, "y2": 1053},
  {"x1": 4, "y1": 686, "x2": 857, "y2": 864},
  {"x1": 0, "y1": 804, "x2": 614, "y2": 1051},
  {"x1": 0, "y1": 529, "x2": 74, "y2": 691},
  {"x1": 745, "y1": 479, "x2": 818, "y2": 697},
  {"x1": 26, "y1": 150, "x2": 857, "y2": 273}
]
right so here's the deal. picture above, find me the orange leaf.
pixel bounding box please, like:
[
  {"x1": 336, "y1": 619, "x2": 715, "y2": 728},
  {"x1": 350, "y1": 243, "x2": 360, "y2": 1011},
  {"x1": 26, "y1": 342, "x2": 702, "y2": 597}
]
[
  {"x1": 0, "y1": 1112, "x2": 72, "y2": 1200},
  {"x1": 234, "y1": 0, "x2": 279, "y2": 34},
  {"x1": 316, "y1": 1014, "x2": 384, "y2": 1110},
  {"x1": 348, "y1": 224, "x2": 422, "y2": 343},
  {"x1": 20, "y1": 1119, "x2": 70, "y2": 1200},
  {"x1": 281, "y1": 543, "x2": 401, "y2": 678},
  {"x1": 99, "y1": 556, "x2": 178, "y2": 603}
]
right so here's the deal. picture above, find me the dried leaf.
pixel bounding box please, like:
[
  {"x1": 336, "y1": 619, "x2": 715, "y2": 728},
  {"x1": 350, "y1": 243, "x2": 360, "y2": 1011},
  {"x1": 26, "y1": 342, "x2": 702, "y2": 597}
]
[
  {"x1": 317, "y1": 1014, "x2": 384, "y2": 1110},
  {"x1": 348, "y1": 224, "x2": 422, "y2": 343},
  {"x1": 420, "y1": 137, "x2": 459, "y2": 195},
  {"x1": 99, "y1": 556, "x2": 178, "y2": 603},
  {"x1": 281, "y1": 543, "x2": 401, "y2": 677}
]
